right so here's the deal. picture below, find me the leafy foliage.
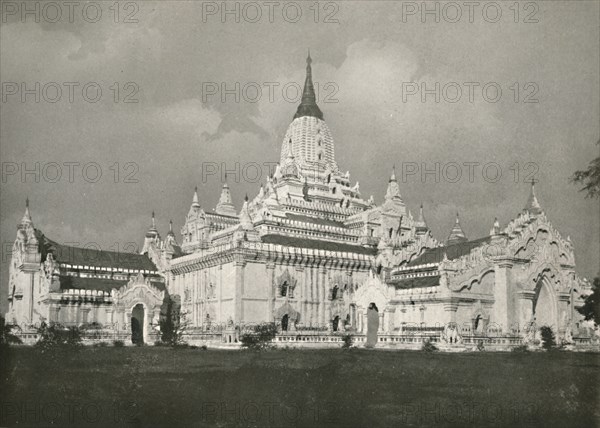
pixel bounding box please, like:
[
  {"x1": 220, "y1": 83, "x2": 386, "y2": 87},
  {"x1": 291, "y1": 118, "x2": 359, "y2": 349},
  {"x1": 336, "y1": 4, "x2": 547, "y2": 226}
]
[
  {"x1": 540, "y1": 326, "x2": 556, "y2": 350},
  {"x1": 240, "y1": 322, "x2": 278, "y2": 350},
  {"x1": 35, "y1": 322, "x2": 82, "y2": 352},
  {"x1": 341, "y1": 334, "x2": 353, "y2": 349},
  {"x1": 0, "y1": 316, "x2": 22, "y2": 347},
  {"x1": 113, "y1": 340, "x2": 125, "y2": 347},
  {"x1": 577, "y1": 277, "x2": 600, "y2": 327},
  {"x1": 512, "y1": 344, "x2": 529, "y2": 353},
  {"x1": 570, "y1": 140, "x2": 600, "y2": 199},
  {"x1": 421, "y1": 338, "x2": 438, "y2": 352},
  {"x1": 159, "y1": 295, "x2": 189, "y2": 347},
  {"x1": 476, "y1": 340, "x2": 485, "y2": 352}
]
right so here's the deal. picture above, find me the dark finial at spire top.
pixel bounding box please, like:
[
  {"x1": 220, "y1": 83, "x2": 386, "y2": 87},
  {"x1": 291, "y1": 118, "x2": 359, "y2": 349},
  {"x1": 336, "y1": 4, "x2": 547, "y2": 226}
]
[
  {"x1": 26, "y1": 197, "x2": 29, "y2": 208},
  {"x1": 294, "y1": 50, "x2": 323, "y2": 121}
]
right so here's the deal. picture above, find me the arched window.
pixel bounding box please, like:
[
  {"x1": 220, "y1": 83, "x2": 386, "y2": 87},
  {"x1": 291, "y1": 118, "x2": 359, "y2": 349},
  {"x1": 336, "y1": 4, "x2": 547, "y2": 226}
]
[
  {"x1": 281, "y1": 281, "x2": 288, "y2": 297},
  {"x1": 331, "y1": 286, "x2": 339, "y2": 300},
  {"x1": 332, "y1": 316, "x2": 340, "y2": 332},
  {"x1": 281, "y1": 314, "x2": 289, "y2": 331},
  {"x1": 317, "y1": 153, "x2": 322, "y2": 161},
  {"x1": 389, "y1": 228, "x2": 393, "y2": 238}
]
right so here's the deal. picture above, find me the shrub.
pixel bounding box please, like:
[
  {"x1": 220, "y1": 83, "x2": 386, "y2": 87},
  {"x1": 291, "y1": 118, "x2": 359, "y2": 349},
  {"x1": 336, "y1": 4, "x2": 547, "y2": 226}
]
[
  {"x1": 240, "y1": 322, "x2": 277, "y2": 350},
  {"x1": 540, "y1": 326, "x2": 556, "y2": 350},
  {"x1": 421, "y1": 338, "x2": 438, "y2": 352},
  {"x1": 512, "y1": 345, "x2": 529, "y2": 353},
  {"x1": 159, "y1": 295, "x2": 189, "y2": 347},
  {"x1": 476, "y1": 340, "x2": 485, "y2": 352},
  {"x1": 341, "y1": 334, "x2": 353, "y2": 349},
  {"x1": 113, "y1": 340, "x2": 125, "y2": 347},
  {"x1": 35, "y1": 323, "x2": 82, "y2": 352},
  {"x1": 0, "y1": 316, "x2": 22, "y2": 347},
  {"x1": 200, "y1": 345, "x2": 208, "y2": 350}
]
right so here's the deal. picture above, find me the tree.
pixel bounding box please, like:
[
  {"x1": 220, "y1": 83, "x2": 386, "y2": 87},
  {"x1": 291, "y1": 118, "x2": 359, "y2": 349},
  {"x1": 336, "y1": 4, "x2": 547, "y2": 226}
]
[
  {"x1": 578, "y1": 277, "x2": 600, "y2": 327},
  {"x1": 540, "y1": 326, "x2": 556, "y2": 350},
  {"x1": 570, "y1": 140, "x2": 600, "y2": 199},
  {"x1": 240, "y1": 323, "x2": 277, "y2": 350},
  {"x1": 159, "y1": 295, "x2": 189, "y2": 346},
  {"x1": 0, "y1": 316, "x2": 22, "y2": 347}
]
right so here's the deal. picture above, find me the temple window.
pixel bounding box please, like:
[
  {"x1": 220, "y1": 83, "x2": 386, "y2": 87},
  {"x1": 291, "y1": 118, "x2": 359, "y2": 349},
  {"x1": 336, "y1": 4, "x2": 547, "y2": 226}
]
[
  {"x1": 280, "y1": 281, "x2": 293, "y2": 297},
  {"x1": 331, "y1": 285, "x2": 339, "y2": 300},
  {"x1": 389, "y1": 228, "x2": 393, "y2": 238}
]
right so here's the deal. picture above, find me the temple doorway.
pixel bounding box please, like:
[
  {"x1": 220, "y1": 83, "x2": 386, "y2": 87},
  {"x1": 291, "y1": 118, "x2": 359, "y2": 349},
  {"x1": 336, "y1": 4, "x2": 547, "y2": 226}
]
[
  {"x1": 281, "y1": 314, "x2": 289, "y2": 331},
  {"x1": 533, "y1": 279, "x2": 556, "y2": 329},
  {"x1": 474, "y1": 315, "x2": 484, "y2": 334},
  {"x1": 332, "y1": 316, "x2": 340, "y2": 332},
  {"x1": 131, "y1": 304, "x2": 145, "y2": 345},
  {"x1": 366, "y1": 302, "x2": 379, "y2": 347}
]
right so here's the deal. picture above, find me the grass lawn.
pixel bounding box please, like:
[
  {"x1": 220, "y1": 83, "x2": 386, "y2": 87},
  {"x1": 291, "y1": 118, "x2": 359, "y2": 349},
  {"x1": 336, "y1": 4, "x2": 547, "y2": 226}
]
[{"x1": 1, "y1": 346, "x2": 599, "y2": 427}]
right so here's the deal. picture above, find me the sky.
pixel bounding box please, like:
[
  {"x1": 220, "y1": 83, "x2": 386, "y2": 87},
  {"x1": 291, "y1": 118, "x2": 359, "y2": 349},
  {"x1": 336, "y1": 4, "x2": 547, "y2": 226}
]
[{"x1": 1, "y1": 1, "x2": 599, "y2": 314}]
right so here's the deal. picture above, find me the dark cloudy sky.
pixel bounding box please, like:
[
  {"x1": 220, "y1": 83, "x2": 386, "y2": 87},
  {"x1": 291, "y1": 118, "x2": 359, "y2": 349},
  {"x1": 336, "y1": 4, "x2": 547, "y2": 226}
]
[{"x1": 1, "y1": 1, "x2": 599, "y2": 313}]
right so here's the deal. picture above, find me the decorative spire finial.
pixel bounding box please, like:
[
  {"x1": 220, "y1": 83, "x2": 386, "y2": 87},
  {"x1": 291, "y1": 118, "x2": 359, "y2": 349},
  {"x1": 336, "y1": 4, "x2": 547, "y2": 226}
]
[
  {"x1": 192, "y1": 187, "x2": 200, "y2": 208},
  {"x1": 447, "y1": 211, "x2": 468, "y2": 245},
  {"x1": 524, "y1": 178, "x2": 542, "y2": 215},
  {"x1": 294, "y1": 50, "x2": 323, "y2": 120},
  {"x1": 21, "y1": 197, "x2": 33, "y2": 225}
]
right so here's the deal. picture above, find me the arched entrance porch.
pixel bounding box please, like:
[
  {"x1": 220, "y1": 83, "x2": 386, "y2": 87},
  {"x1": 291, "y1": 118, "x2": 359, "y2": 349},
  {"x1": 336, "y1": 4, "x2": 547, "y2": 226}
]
[{"x1": 131, "y1": 303, "x2": 145, "y2": 345}]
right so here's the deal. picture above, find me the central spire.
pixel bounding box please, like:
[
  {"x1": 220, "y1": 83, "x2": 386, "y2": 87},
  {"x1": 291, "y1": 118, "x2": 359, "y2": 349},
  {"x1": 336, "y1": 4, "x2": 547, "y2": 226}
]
[{"x1": 293, "y1": 50, "x2": 323, "y2": 120}]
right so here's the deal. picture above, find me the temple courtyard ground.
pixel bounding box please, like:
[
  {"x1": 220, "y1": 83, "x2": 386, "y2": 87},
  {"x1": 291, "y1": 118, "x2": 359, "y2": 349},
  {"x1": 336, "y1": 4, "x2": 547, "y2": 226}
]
[{"x1": 1, "y1": 347, "x2": 599, "y2": 427}]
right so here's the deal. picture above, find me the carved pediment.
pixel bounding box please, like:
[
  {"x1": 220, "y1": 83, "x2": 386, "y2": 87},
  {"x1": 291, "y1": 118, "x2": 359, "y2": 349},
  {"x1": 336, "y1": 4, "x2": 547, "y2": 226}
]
[{"x1": 112, "y1": 273, "x2": 165, "y2": 308}]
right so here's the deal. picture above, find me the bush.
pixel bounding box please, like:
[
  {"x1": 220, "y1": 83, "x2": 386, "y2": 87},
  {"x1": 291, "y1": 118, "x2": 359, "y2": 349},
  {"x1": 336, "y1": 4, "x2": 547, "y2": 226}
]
[
  {"x1": 512, "y1": 345, "x2": 529, "y2": 353},
  {"x1": 35, "y1": 323, "x2": 82, "y2": 352},
  {"x1": 241, "y1": 322, "x2": 277, "y2": 350},
  {"x1": 200, "y1": 345, "x2": 208, "y2": 350},
  {"x1": 1, "y1": 316, "x2": 22, "y2": 347},
  {"x1": 159, "y1": 295, "x2": 189, "y2": 347},
  {"x1": 476, "y1": 341, "x2": 485, "y2": 352},
  {"x1": 341, "y1": 334, "x2": 353, "y2": 349},
  {"x1": 113, "y1": 340, "x2": 125, "y2": 347},
  {"x1": 421, "y1": 338, "x2": 438, "y2": 352},
  {"x1": 540, "y1": 326, "x2": 556, "y2": 350}
]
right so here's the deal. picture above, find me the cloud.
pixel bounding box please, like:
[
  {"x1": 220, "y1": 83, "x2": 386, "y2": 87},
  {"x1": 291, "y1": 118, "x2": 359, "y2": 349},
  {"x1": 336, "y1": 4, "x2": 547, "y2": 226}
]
[{"x1": 157, "y1": 99, "x2": 222, "y2": 137}]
